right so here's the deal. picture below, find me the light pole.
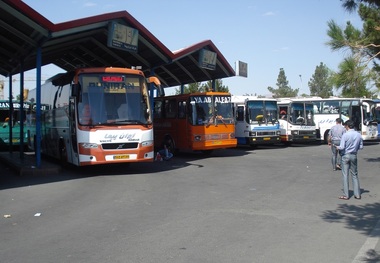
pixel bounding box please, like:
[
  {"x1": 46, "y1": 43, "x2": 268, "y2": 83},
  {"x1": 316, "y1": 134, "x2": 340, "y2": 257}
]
[{"x1": 299, "y1": 74, "x2": 303, "y2": 93}]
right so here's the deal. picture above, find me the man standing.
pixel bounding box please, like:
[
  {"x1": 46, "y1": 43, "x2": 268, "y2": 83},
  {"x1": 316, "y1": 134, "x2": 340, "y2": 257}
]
[
  {"x1": 328, "y1": 118, "x2": 346, "y2": 170},
  {"x1": 335, "y1": 120, "x2": 364, "y2": 200}
]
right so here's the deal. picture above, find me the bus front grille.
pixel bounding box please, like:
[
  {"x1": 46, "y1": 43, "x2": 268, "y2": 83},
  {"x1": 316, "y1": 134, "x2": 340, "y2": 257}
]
[
  {"x1": 299, "y1": 130, "x2": 314, "y2": 135},
  {"x1": 257, "y1": 131, "x2": 277, "y2": 136},
  {"x1": 102, "y1": 142, "x2": 138, "y2": 150}
]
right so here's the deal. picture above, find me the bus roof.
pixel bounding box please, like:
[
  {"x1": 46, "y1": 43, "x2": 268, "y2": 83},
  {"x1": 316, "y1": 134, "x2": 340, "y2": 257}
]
[{"x1": 231, "y1": 95, "x2": 277, "y2": 103}]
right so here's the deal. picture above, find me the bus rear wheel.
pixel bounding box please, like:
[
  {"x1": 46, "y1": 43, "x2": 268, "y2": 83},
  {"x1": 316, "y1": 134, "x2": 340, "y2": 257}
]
[{"x1": 323, "y1": 130, "x2": 330, "y2": 144}]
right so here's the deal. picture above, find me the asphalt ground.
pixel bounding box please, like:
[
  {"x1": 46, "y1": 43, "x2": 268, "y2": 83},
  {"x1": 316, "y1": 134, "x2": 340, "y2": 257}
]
[{"x1": 1, "y1": 142, "x2": 380, "y2": 263}]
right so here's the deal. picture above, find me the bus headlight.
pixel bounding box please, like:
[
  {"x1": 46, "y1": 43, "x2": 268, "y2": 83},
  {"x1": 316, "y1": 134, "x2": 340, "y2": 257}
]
[
  {"x1": 230, "y1": 133, "x2": 235, "y2": 139},
  {"x1": 80, "y1": 143, "x2": 98, "y2": 148},
  {"x1": 141, "y1": 140, "x2": 153, "y2": 147},
  {"x1": 292, "y1": 130, "x2": 299, "y2": 135},
  {"x1": 249, "y1": 131, "x2": 257, "y2": 137},
  {"x1": 276, "y1": 130, "x2": 281, "y2": 135},
  {"x1": 194, "y1": 135, "x2": 202, "y2": 141}
]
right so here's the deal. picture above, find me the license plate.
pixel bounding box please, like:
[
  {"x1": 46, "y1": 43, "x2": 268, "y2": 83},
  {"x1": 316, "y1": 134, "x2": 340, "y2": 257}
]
[
  {"x1": 263, "y1": 137, "x2": 270, "y2": 141},
  {"x1": 303, "y1": 136, "x2": 309, "y2": 139},
  {"x1": 113, "y1": 154, "x2": 129, "y2": 160},
  {"x1": 212, "y1": 140, "x2": 222, "y2": 145}
]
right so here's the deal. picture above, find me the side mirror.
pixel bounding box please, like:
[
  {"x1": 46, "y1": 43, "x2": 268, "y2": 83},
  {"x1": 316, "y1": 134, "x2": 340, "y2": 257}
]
[
  {"x1": 147, "y1": 76, "x2": 161, "y2": 86},
  {"x1": 147, "y1": 76, "x2": 165, "y2": 97}
]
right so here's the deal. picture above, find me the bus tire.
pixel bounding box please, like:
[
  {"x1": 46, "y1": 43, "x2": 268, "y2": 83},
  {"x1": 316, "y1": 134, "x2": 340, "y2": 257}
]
[
  {"x1": 164, "y1": 136, "x2": 176, "y2": 155},
  {"x1": 323, "y1": 130, "x2": 330, "y2": 144}
]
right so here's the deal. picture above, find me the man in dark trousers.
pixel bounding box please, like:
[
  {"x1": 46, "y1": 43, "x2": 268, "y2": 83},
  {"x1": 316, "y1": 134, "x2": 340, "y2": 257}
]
[
  {"x1": 335, "y1": 120, "x2": 364, "y2": 200},
  {"x1": 328, "y1": 118, "x2": 346, "y2": 170}
]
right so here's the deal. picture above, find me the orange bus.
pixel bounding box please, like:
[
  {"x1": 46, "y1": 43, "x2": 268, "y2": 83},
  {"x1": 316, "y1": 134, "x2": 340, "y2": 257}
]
[
  {"x1": 153, "y1": 92, "x2": 237, "y2": 154},
  {"x1": 26, "y1": 67, "x2": 160, "y2": 166}
]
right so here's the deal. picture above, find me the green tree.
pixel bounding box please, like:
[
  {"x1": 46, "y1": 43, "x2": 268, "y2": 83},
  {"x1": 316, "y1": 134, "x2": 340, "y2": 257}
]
[
  {"x1": 331, "y1": 56, "x2": 374, "y2": 97},
  {"x1": 175, "y1": 82, "x2": 202, "y2": 94},
  {"x1": 308, "y1": 62, "x2": 334, "y2": 98},
  {"x1": 175, "y1": 79, "x2": 229, "y2": 94},
  {"x1": 267, "y1": 68, "x2": 299, "y2": 98},
  {"x1": 332, "y1": 1, "x2": 380, "y2": 63},
  {"x1": 326, "y1": 1, "x2": 380, "y2": 96},
  {"x1": 202, "y1": 79, "x2": 229, "y2": 92},
  {"x1": 326, "y1": 19, "x2": 376, "y2": 96}
]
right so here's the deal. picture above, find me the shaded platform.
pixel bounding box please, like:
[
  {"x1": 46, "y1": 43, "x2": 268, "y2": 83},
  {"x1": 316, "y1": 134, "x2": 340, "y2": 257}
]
[{"x1": 0, "y1": 151, "x2": 61, "y2": 176}]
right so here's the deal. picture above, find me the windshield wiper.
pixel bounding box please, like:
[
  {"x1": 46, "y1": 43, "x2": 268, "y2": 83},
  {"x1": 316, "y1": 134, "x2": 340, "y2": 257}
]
[{"x1": 116, "y1": 120, "x2": 146, "y2": 125}]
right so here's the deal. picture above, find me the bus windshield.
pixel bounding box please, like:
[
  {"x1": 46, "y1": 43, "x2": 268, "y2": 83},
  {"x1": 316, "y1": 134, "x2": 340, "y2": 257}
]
[
  {"x1": 362, "y1": 101, "x2": 377, "y2": 124},
  {"x1": 189, "y1": 95, "x2": 233, "y2": 125},
  {"x1": 78, "y1": 73, "x2": 151, "y2": 125},
  {"x1": 290, "y1": 102, "x2": 315, "y2": 126},
  {"x1": 376, "y1": 102, "x2": 380, "y2": 122},
  {"x1": 246, "y1": 100, "x2": 278, "y2": 124}
]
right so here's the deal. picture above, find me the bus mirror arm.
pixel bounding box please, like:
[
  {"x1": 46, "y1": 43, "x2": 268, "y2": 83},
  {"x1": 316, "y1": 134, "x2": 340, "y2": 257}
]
[{"x1": 71, "y1": 84, "x2": 80, "y2": 98}]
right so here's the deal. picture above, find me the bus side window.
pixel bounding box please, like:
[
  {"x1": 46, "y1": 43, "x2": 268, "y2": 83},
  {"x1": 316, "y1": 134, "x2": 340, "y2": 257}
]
[
  {"x1": 352, "y1": 106, "x2": 361, "y2": 130},
  {"x1": 279, "y1": 106, "x2": 287, "y2": 119},
  {"x1": 187, "y1": 101, "x2": 195, "y2": 125},
  {"x1": 313, "y1": 105, "x2": 320, "y2": 114},
  {"x1": 165, "y1": 99, "x2": 176, "y2": 119},
  {"x1": 154, "y1": 100, "x2": 163, "y2": 119},
  {"x1": 178, "y1": 101, "x2": 186, "y2": 119}
]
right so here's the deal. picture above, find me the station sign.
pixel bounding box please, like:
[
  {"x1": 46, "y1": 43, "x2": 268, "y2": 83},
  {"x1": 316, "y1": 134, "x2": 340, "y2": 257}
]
[
  {"x1": 199, "y1": 49, "x2": 217, "y2": 70},
  {"x1": 235, "y1": 60, "x2": 248, "y2": 77},
  {"x1": 107, "y1": 22, "x2": 138, "y2": 52}
]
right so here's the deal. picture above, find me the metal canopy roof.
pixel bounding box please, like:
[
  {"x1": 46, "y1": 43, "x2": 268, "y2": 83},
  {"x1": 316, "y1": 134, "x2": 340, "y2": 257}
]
[{"x1": 0, "y1": 0, "x2": 235, "y2": 88}]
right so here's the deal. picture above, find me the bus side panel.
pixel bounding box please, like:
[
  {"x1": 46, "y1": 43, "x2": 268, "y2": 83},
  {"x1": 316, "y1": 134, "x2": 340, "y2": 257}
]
[
  {"x1": 234, "y1": 120, "x2": 248, "y2": 145},
  {"x1": 27, "y1": 82, "x2": 71, "y2": 159},
  {"x1": 312, "y1": 114, "x2": 336, "y2": 141},
  {"x1": 154, "y1": 119, "x2": 176, "y2": 150},
  {"x1": 41, "y1": 107, "x2": 70, "y2": 159},
  {"x1": 174, "y1": 118, "x2": 191, "y2": 150}
]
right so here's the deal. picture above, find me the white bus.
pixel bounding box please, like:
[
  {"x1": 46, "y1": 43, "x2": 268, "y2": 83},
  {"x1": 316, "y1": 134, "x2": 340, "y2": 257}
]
[
  {"x1": 301, "y1": 97, "x2": 378, "y2": 143},
  {"x1": 277, "y1": 98, "x2": 317, "y2": 144},
  {"x1": 374, "y1": 99, "x2": 380, "y2": 140},
  {"x1": 26, "y1": 67, "x2": 160, "y2": 166},
  {"x1": 232, "y1": 96, "x2": 280, "y2": 147}
]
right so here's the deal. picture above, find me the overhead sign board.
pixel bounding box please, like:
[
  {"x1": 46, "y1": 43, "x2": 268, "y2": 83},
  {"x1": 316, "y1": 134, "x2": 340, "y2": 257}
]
[
  {"x1": 236, "y1": 60, "x2": 248, "y2": 77},
  {"x1": 107, "y1": 22, "x2": 138, "y2": 52},
  {"x1": 199, "y1": 49, "x2": 217, "y2": 70}
]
